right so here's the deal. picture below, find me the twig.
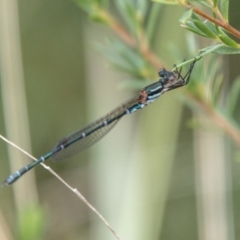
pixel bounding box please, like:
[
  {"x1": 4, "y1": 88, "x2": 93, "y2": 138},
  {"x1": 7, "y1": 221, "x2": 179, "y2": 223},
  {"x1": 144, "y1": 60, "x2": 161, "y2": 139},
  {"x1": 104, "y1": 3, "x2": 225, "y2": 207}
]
[
  {"x1": 0, "y1": 134, "x2": 121, "y2": 240},
  {"x1": 186, "y1": 3, "x2": 240, "y2": 40},
  {"x1": 206, "y1": 0, "x2": 226, "y2": 23}
]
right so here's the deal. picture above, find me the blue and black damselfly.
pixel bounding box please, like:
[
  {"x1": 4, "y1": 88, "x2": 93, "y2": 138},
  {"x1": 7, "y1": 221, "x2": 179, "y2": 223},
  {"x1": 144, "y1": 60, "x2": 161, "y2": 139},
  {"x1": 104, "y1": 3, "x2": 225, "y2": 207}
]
[{"x1": 1, "y1": 59, "x2": 198, "y2": 186}]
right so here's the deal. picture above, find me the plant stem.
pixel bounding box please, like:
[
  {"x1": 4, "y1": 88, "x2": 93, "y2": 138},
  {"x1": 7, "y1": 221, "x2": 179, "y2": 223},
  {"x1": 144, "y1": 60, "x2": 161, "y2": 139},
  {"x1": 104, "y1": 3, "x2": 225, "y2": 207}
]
[{"x1": 186, "y1": 3, "x2": 240, "y2": 40}]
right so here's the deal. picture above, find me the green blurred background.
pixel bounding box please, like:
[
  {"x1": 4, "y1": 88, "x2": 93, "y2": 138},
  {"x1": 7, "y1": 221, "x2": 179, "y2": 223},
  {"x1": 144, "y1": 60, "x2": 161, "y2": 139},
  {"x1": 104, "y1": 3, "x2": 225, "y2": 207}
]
[{"x1": 0, "y1": 1, "x2": 240, "y2": 240}]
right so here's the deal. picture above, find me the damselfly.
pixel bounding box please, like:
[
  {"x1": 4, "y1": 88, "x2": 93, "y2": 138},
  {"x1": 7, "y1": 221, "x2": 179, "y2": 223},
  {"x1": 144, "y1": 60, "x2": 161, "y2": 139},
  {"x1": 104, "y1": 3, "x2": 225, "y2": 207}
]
[{"x1": 1, "y1": 59, "x2": 198, "y2": 186}]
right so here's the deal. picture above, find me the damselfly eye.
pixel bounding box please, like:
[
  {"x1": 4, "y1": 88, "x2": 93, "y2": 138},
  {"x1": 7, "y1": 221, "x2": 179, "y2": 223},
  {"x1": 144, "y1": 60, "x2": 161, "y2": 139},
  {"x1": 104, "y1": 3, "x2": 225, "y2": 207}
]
[{"x1": 158, "y1": 68, "x2": 166, "y2": 77}]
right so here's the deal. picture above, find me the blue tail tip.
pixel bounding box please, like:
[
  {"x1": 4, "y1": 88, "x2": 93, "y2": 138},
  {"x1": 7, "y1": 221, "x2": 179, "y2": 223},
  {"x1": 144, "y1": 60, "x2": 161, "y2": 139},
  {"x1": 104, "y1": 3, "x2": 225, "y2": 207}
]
[{"x1": 1, "y1": 180, "x2": 9, "y2": 188}]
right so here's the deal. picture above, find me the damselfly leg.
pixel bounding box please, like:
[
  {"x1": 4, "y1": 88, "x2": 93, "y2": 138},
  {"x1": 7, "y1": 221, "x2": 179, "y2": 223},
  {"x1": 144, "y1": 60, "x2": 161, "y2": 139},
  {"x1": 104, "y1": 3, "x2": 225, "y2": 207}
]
[{"x1": 167, "y1": 58, "x2": 198, "y2": 91}]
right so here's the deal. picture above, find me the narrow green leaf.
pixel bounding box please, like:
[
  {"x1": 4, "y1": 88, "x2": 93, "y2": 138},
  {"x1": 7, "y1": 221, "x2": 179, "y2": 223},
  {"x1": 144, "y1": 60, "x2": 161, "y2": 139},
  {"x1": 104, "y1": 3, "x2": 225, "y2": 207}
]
[
  {"x1": 95, "y1": 39, "x2": 150, "y2": 77},
  {"x1": 179, "y1": 9, "x2": 193, "y2": 24},
  {"x1": 213, "y1": 45, "x2": 240, "y2": 54},
  {"x1": 226, "y1": 76, "x2": 240, "y2": 115},
  {"x1": 218, "y1": 34, "x2": 239, "y2": 47},
  {"x1": 193, "y1": 20, "x2": 217, "y2": 39},
  {"x1": 204, "y1": 20, "x2": 219, "y2": 35},
  {"x1": 200, "y1": 44, "x2": 223, "y2": 54},
  {"x1": 183, "y1": 21, "x2": 209, "y2": 37},
  {"x1": 184, "y1": 26, "x2": 208, "y2": 37},
  {"x1": 220, "y1": 0, "x2": 229, "y2": 22}
]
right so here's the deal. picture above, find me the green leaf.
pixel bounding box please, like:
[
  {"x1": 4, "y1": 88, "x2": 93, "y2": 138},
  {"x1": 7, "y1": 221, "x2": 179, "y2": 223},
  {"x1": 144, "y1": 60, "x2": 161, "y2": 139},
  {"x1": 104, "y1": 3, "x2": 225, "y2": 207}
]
[
  {"x1": 218, "y1": 33, "x2": 239, "y2": 47},
  {"x1": 180, "y1": 10, "x2": 214, "y2": 38},
  {"x1": 226, "y1": 76, "x2": 240, "y2": 115},
  {"x1": 204, "y1": 20, "x2": 219, "y2": 35},
  {"x1": 220, "y1": 0, "x2": 229, "y2": 22},
  {"x1": 184, "y1": 26, "x2": 208, "y2": 37},
  {"x1": 193, "y1": 20, "x2": 217, "y2": 39},
  {"x1": 183, "y1": 21, "x2": 209, "y2": 37},
  {"x1": 179, "y1": 9, "x2": 193, "y2": 24},
  {"x1": 95, "y1": 39, "x2": 151, "y2": 77},
  {"x1": 213, "y1": 45, "x2": 240, "y2": 54}
]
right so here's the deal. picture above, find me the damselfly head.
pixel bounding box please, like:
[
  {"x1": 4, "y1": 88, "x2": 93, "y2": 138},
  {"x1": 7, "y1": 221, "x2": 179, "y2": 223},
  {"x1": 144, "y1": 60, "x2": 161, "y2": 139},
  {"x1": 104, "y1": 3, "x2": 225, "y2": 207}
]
[
  {"x1": 159, "y1": 69, "x2": 179, "y2": 85},
  {"x1": 159, "y1": 68, "x2": 174, "y2": 82},
  {"x1": 158, "y1": 68, "x2": 166, "y2": 77}
]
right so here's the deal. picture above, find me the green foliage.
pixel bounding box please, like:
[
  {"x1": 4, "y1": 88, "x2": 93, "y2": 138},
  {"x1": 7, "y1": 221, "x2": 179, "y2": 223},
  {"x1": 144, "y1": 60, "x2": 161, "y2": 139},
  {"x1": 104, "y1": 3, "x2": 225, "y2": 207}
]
[
  {"x1": 95, "y1": 39, "x2": 154, "y2": 79},
  {"x1": 177, "y1": 0, "x2": 239, "y2": 51},
  {"x1": 218, "y1": 32, "x2": 238, "y2": 47},
  {"x1": 115, "y1": 1, "x2": 145, "y2": 35},
  {"x1": 209, "y1": 45, "x2": 240, "y2": 54},
  {"x1": 192, "y1": 20, "x2": 217, "y2": 39}
]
